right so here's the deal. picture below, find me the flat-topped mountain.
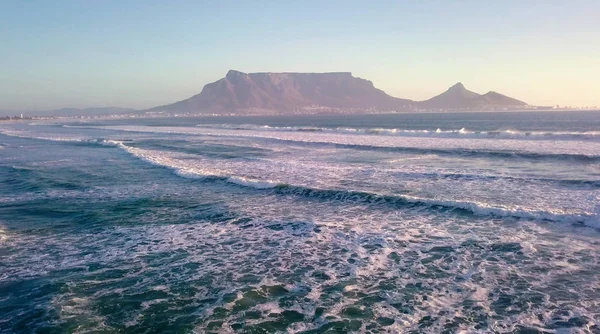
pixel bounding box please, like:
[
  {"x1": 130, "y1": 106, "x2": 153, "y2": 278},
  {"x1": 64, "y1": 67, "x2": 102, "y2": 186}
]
[
  {"x1": 419, "y1": 82, "x2": 526, "y2": 110},
  {"x1": 151, "y1": 70, "x2": 413, "y2": 113},
  {"x1": 150, "y1": 71, "x2": 527, "y2": 113},
  {"x1": 3, "y1": 72, "x2": 532, "y2": 117}
]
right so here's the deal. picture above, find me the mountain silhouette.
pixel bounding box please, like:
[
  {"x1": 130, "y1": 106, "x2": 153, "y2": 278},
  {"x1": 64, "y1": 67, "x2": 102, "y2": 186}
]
[{"x1": 149, "y1": 71, "x2": 528, "y2": 113}]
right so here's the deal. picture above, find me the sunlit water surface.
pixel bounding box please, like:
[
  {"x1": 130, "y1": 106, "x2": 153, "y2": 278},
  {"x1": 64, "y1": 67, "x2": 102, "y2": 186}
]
[{"x1": 1, "y1": 111, "x2": 599, "y2": 333}]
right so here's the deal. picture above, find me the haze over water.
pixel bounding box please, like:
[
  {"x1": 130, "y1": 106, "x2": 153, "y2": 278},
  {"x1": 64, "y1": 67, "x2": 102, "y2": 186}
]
[{"x1": 1, "y1": 111, "x2": 599, "y2": 332}]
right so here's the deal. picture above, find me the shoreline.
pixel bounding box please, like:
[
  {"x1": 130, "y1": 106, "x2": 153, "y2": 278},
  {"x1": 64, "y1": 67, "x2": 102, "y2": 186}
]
[{"x1": 2, "y1": 108, "x2": 599, "y2": 123}]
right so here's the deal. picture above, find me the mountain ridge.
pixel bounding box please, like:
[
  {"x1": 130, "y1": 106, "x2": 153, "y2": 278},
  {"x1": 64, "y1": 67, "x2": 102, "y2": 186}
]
[
  {"x1": 151, "y1": 70, "x2": 527, "y2": 114},
  {"x1": 4, "y1": 71, "x2": 531, "y2": 117},
  {"x1": 419, "y1": 82, "x2": 526, "y2": 110}
]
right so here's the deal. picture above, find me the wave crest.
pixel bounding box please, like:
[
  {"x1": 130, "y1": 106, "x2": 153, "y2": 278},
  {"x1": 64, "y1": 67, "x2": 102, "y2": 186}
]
[
  {"x1": 109, "y1": 141, "x2": 599, "y2": 228},
  {"x1": 195, "y1": 124, "x2": 600, "y2": 141}
]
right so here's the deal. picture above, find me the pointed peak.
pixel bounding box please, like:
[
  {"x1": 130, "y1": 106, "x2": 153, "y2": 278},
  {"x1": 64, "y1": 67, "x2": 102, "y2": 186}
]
[
  {"x1": 483, "y1": 91, "x2": 504, "y2": 97},
  {"x1": 449, "y1": 82, "x2": 465, "y2": 90}
]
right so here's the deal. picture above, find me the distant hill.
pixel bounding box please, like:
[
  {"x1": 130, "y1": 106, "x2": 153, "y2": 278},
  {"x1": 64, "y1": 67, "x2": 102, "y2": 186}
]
[
  {"x1": 478, "y1": 91, "x2": 527, "y2": 107},
  {"x1": 418, "y1": 83, "x2": 481, "y2": 109},
  {"x1": 150, "y1": 70, "x2": 413, "y2": 113},
  {"x1": 418, "y1": 83, "x2": 526, "y2": 110}
]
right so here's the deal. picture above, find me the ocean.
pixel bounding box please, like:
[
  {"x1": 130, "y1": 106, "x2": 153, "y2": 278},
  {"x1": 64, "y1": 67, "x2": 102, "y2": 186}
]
[{"x1": 0, "y1": 111, "x2": 599, "y2": 333}]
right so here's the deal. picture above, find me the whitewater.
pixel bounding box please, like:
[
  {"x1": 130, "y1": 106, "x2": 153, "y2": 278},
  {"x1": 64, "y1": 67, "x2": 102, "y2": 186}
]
[{"x1": 1, "y1": 111, "x2": 599, "y2": 333}]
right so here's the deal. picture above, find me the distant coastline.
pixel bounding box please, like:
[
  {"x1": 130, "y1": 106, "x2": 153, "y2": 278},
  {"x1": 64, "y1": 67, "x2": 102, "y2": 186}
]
[
  {"x1": 3, "y1": 108, "x2": 599, "y2": 124},
  {"x1": 2, "y1": 71, "x2": 597, "y2": 118}
]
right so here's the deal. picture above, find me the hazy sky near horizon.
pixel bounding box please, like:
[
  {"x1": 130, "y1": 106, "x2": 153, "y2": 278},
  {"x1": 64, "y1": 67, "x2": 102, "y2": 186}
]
[{"x1": 1, "y1": 0, "x2": 599, "y2": 111}]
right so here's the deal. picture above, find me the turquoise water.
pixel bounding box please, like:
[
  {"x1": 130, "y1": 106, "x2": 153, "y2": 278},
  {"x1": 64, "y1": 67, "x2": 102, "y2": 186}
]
[{"x1": 1, "y1": 111, "x2": 599, "y2": 333}]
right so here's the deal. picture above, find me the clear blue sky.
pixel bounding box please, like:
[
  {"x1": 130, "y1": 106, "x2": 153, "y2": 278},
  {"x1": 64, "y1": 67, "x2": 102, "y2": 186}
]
[{"x1": 1, "y1": 0, "x2": 599, "y2": 111}]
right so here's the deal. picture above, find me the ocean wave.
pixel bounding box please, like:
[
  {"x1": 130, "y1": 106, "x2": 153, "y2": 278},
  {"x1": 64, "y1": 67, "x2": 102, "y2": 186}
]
[
  {"x1": 271, "y1": 185, "x2": 599, "y2": 228},
  {"x1": 93, "y1": 140, "x2": 600, "y2": 190},
  {"x1": 337, "y1": 143, "x2": 600, "y2": 163},
  {"x1": 108, "y1": 140, "x2": 280, "y2": 188},
  {"x1": 106, "y1": 139, "x2": 600, "y2": 188},
  {"x1": 110, "y1": 141, "x2": 599, "y2": 228},
  {"x1": 0, "y1": 129, "x2": 90, "y2": 142},
  {"x1": 3, "y1": 129, "x2": 598, "y2": 227},
  {"x1": 7, "y1": 129, "x2": 600, "y2": 163},
  {"x1": 0, "y1": 130, "x2": 125, "y2": 147},
  {"x1": 388, "y1": 170, "x2": 600, "y2": 188},
  {"x1": 60, "y1": 125, "x2": 600, "y2": 163},
  {"x1": 196, "y1": 124, "x2": 600, "y2": 141},
  {"x1": 5, "y1": 130, "x2": 596, "y2": 197}
]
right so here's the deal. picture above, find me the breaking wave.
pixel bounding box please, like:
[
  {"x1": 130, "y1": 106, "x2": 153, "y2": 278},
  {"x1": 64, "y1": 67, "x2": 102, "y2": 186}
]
[
  {"x1": 110, "y1": 140, "x2": 599, "y2": 228},
  {"x1": 49, "y1": 125, "x2": 600, "y2": 163},
  {"x1": 271, "y1": 185, "x2": 599, "y2": 228},
  {"x1": 196, "y1": 124, "x2": 600, "y2": 141},
  {"x1": 2, "y1": 128, "x2": 598, "y2": 228},
  {"x1": 0, "y1": 129, "x2": 92, "y2": 143},
  {"x1": 329, "y1": 144, "x2": 600, "y2": 163}
]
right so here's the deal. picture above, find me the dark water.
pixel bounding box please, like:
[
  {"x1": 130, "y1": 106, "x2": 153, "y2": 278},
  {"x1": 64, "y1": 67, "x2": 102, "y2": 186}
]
[
  {"x1": 91, "y1": 110, "x2": 600, "y2": 132},
  {"x1": 0, "y1": 111, "x2": 599, "y2": 333}
]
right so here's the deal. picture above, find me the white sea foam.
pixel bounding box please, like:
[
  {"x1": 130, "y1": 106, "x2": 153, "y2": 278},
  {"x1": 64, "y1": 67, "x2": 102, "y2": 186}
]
[
  {"x1": 103, "y1": 140, "x2": 600, "y2": 227},
  {"x1": 3, "y1": 194, "x2": 599, "y2": 332},
  {"x1": 227, "y1": 176, "x2": 279, "y2": 189},
  {"x1": 2, "y1": 125, "x2": 597, "y2": 227},
  {"x1": 110, "y1": 140, "x2": 282, "y2": 189},
  {"x1": 8, "y1": 124, "x2": 600, "y2": 160},
  {"x1": 195, "y1": 123, "x2": 600, "y2": 141},
  {"x1": 398, "y1": 195, "x2": 600, "y2": 227},
  {"x1": 77, "y1": 125, "x2": 600, "y2": 159},
  {"x1": 0, "y1": 129, "x2": 90, "y2": 142},
  {"x1": 3, "y1": 120, "x2": 600, "y2": 332}
]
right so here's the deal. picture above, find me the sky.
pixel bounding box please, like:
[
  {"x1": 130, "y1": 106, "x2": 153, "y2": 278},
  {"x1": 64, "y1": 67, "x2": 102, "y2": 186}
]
[{"x1": 1, "y1": 0, "x2": 599, "y2": 111}]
